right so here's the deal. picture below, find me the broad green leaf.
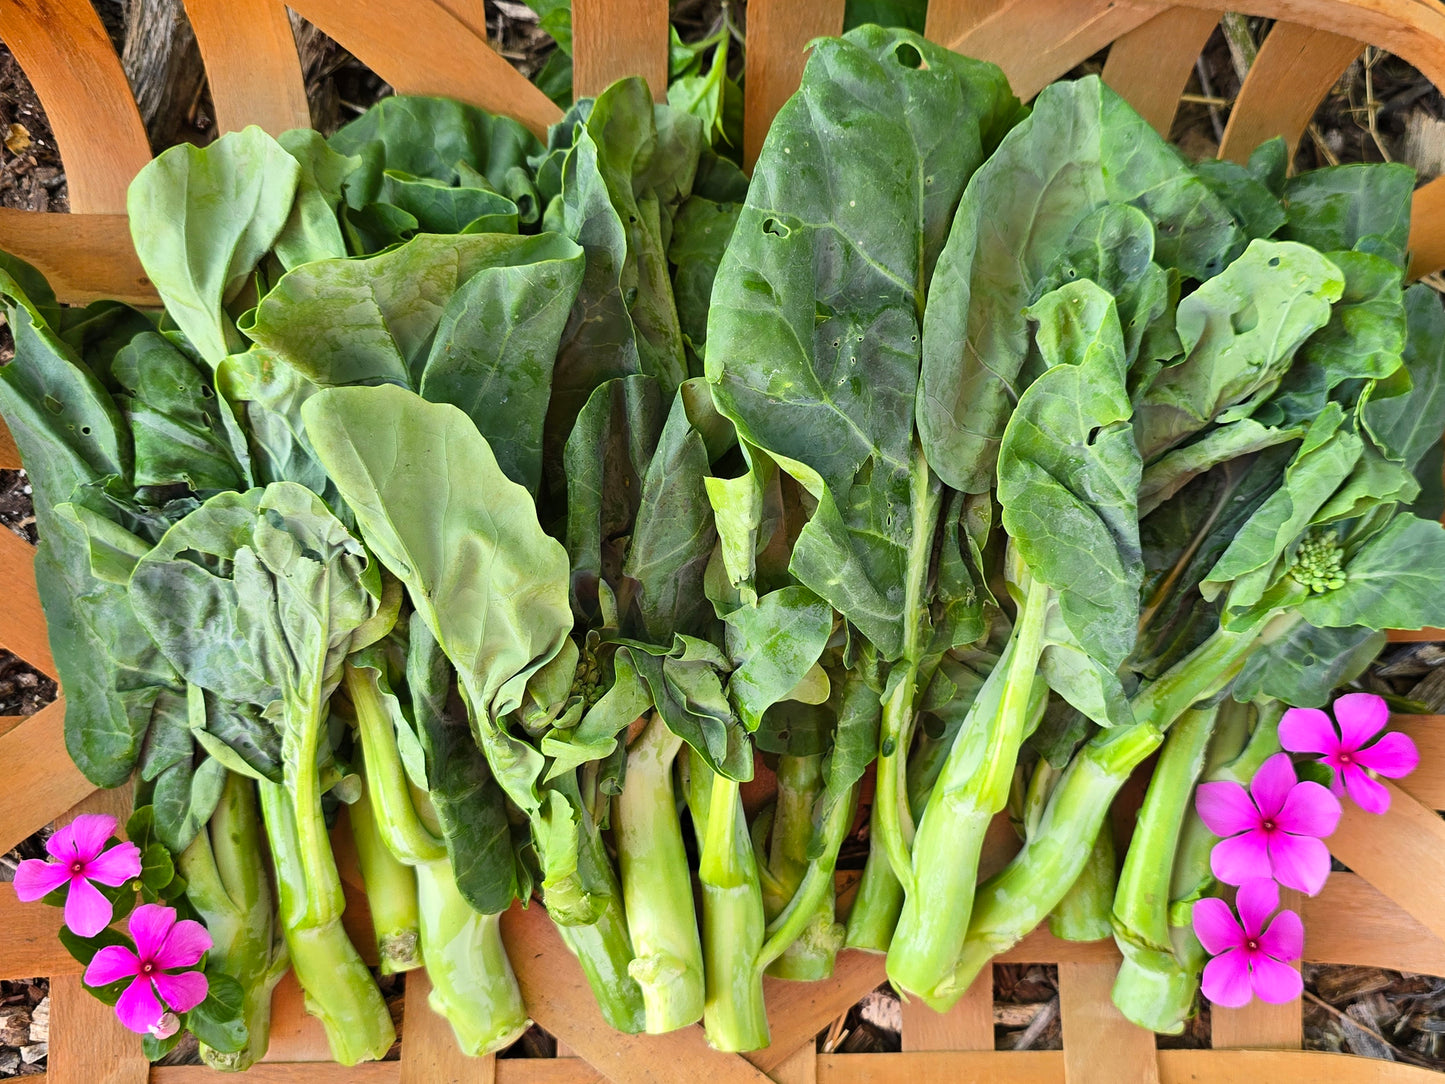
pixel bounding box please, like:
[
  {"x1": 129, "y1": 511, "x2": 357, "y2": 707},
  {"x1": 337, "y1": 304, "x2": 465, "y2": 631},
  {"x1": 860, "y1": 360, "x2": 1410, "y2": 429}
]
[
  {"x1": 130, "y1": 483, "x2": 377, "y2": 803},
  {"x1": 1134, "y1": 240, "x2": 1344, "y2": 460},
  {"x1": 563, "y1": 375, "x2": 666, "y2": 623},
  {"x1": 303, "y1": 384, "x2": 571, "y2": 814},
  {"x1": 623, "y1": 389, "x2": 717, "y2": 641},
  {"x1": 274, "y1": 128, "x2": 358, "y2": 268},
  {"x1": 215, "y1": 347, "x2": 337, "y2": 503},
  {"x1": 378, "y1": 170, "x2": 518, "y2": 234},
  {"x1": 128, "y1": 128, "x2": 300, "y2": 365},
  {"x1": 407, "y1": 618, "x2": 519, "y2": 914},
  {"x1": 248, "y1": 232, "x2": 568, "y2": 389},
  {"x1": 1191, "y1": 157, "x2": 1286, "y2": 241},
  {"x1": 1138, "y1": 418, "x2": 1303, "y2": 517},
  {"x1": 919, "y1": 76, "x2": 1239, "y2": 492},
  {"x1": 999, "y1": 280, "x2": 1141, "y2": 671},
  {"x1": 329, "y1": 96, "x2": 543, "y2": 223},
  {"x1": 669, "y1": 188, "x2": 742, "y2": 371},
  {"x1": 1278, "y1": 162, "x2": 1414, "y2": 259},
  {"x1": 1299, "y1": 515, "x2": 1445, "y2": 630},
  {"x1": 188, "y1": 972, "x2": 249, "y2": 1054},
  {"x1": 1363, "y1": 286, "x2": 1445, "y2": 471},
  {"x1": 1202, "y1": 406, "x2": 1361, "y2": 608},
  {"x1": 113, "y1": 332, "x2": 250, "y2": 494},
  {"x1": 722, "y1": 586, "x2": 834, "y2": 730},
  {"x1": 418, "y1": 233, "x2": 584, "y2": 493},
  {"x1": 1233, "y1": 622, "x2": 1385, "y2": 708}
]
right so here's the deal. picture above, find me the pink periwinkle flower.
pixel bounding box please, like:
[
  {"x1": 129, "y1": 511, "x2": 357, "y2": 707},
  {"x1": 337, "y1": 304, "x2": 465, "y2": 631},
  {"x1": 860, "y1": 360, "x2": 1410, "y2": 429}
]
[
  {"x1": 13, "y1": 814, "x2": 142, "y2": 937},
  {"x1": 1194, "y1": 878, "x2": 1304, "y2": 1008},
  {"x1": 1196, "y1": 752, "x2": 1341, "y2": 894},
  {"x1": 1279, "y1": 692, "x2": 1419, "y2": 815},
  {"x1": 83, "y1": 904, "x2": 211, "y2": 1035}
]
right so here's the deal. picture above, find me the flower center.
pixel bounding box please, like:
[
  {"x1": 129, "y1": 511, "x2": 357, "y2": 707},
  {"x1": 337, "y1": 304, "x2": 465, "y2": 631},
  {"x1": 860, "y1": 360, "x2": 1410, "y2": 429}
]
[
  {"x1": 69, "y1": 861, "x2": 84, "y2": 875},
  {"x1": 1245, "y1": 938, "x2": 1260, "y2": 952},
  {"x1": 1338, "y1": 752, "x2": 1353, "y2": 765},
  {"x1": 141, "y1": 962, "x2": 155, "y2": 975},
  {"x1": 1261, "y1": 819, "x2": 1276, "y2": 832}
]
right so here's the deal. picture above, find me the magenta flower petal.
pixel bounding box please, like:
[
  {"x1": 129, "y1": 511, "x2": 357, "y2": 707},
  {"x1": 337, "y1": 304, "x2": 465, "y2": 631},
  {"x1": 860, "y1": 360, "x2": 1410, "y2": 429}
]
[
  {"x1": 153, "y1": 970, "x2": 209, "y2": 1013},
  {"x1": 1210, "y1": 829, "x2": 1272, "y2": 886},
  {"x1": 1275, "y1": 780, "x2": 1341, "y2": 837},
  {"x1": 63, "y1": 874, "x2": 115, "y2": 937},
  {"x1": 153, "y1": 918, "x2": 212, "y2": 970},
  {"x1": 43, "y1": 822, "x2": 78, "y2": 862},
  {"x1": 1196, "y1": 780, "x2": 1260, "y2": 838},
  {"x1": 84, "y1": 944, "x2": 143, "y2": 987},
  {"x1": 1251, "y1": 954, "x2": 1304, "y2": 1004},
  {"x1": 12, "y1": 857, "x2": 75, "y2": 901},
  {"x1": 115, "y1": 975, "x2": 165, "y2": 1035},
  {"x1": 1249, "y1": 753, "x2": 1297, "y2": 819},
  {"x1": 1341, "y1": 764, "x2": 1392, "y2": 815},
  {"x1": 1278, "y1": 708, "x2": 1338, "y2": 756},
  {"x1": 1355, "y1": 731, "x2": 1419, "y2": 779},
  {"x1": 1192, "y1": 897, "x2": 1245, "y2": 955},
  {"x1": 1267, "y1": 832, "x2": 1332, "y2": 895},
  {"x1": 1333, "y1": 693, "x2": 1388, "y2": 751},
  {"x1": 85, "y1": 841, "x2": 143, "y2": 887},
  {"x1": 128, "y1": 904, "x2": 177, "y2": 961},
  {"x1": 66, "y1": 814, "x2": 118, "y2": 861},
  {"x1": 1258, "y1": 909, "x2": 1305, "y2": 963},
  {"x1": 1202, "y1": 949, "x2": 1254, "y2": 1008},
  {"x1": 1234, "y1": 878, "x2": 1280, "y2": 938}
]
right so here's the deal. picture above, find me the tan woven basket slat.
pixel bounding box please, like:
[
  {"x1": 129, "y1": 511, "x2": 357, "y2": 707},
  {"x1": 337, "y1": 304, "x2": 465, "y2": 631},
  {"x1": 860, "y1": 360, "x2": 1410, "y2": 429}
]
[
  {"x1": 1218, "y1": 21, "x2": 1366, "y2": 162},
  {"x1": 1058, "y1": 961, "x2": 1161, "y2": 1083},
  {"x1": 0, "y1": 0, "x2": 150, "y2": 214},
  {"x1": 0, "y1": 524, "x2": 51, "y2": 675},
  {"x1": 182, "y1": 0, "x2": 309, "y2": 135},
  {"x1": 899, "y1": 973, "x2": 992, "y2": 1052},
  {"x1": 741, "y1": 0, "x2": 846, "y2": 169},
  {"x1": 1099, "y1": 8, "x2": 1224, "y2": 135},
  {"x1": 572, "y1": 0, "x2": 669, "y2": 101}
]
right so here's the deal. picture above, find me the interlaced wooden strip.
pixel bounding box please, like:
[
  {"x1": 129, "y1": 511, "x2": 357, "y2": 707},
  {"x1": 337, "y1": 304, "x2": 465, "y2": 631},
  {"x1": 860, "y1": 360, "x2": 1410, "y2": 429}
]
[
  {"x1": 182, "y1": 0, "x2": 309, "y2": 134},
  {"x1": 1408, "y1": 176, "x2": 1445, "y2": 279},
  {"x1": 742, "y1": 0, "x2": 846, "y2": 169},
  {"x1": 0, "y1": 417, "x2": 19, "y2": 469},
  {"x1": 0, "y1": 0, "x2": 150, "y2": 214},
  {"x1": 899, "y1": 970, "x2": 993, "y2": 1052},
  {"x1": 1218, "y1": 21, "x2": 1365, "y2": 164},
  {"x1": 1328, "y1": 780, "x2": 1445, "y2": 945},
  {"x1": 0, "y1": 701, "x2": 96, "y2": 857},
  {"x1": 159, "y1": 1067, "x2": 397, "y2": 1083},
  {"x1": 286, "y1": 0, "x2": 560, "y2": 138},
  {"x1": 400, "y1": 971, "x2": 499, "y2": 1084},
  {"x1": 46, "y1": 787, "x2": 148, "y2": 1084},
  {"x1": 0, "y1": 523, "x2": 51, "y2": 676},
  {"x1": 0, "y1": 210, "x2": 155, "y2": 306},
  {"x1": 1394, "y1": 715, "x2": 1445, "y2": 808},
  {"x1": 1058, "y1": 961, "x2": 1160, "y2": 1084},
  {"x1": 1100, "y1": 7, "x2": 1222, "y2": 135},
  {"x1": 572, "y1": 0, "x2": 669, "y2": 101},
  {"x1": 1209, "y1": 886, "x2": 1303, "y2": 1050},
  {"x1": 948, "y1": 0, "x2": 1163, "y2": 100},
  {"x1": 923, "y1": 0, "x2": 1009, "y2": 51}
]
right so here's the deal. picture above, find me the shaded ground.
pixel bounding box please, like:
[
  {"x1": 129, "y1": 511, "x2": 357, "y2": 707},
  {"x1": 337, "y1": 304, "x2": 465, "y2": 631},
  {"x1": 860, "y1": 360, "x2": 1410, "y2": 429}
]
[{"x1": 0, "y1": 2, "x2": 1443, "y2": 1074}]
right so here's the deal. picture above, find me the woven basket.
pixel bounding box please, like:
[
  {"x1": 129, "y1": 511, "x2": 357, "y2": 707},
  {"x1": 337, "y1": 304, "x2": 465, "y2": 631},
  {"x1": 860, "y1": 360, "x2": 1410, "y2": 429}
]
[{"x1": 2, "y1": 1, "x2": 1445, "y2": 1081}]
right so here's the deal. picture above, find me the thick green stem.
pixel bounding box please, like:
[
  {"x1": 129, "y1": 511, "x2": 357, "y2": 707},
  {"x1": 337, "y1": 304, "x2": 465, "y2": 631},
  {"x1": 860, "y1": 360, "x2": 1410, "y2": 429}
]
[
  {"x1": 1113, "y1": 701, "x2": 1282, "y2": 1028},
  {"x1": 1049, "y1": 823, "x2": 1116, "y2": 942},
  {"x1": 872, "y1": 453, "x2": 944, "y2": 890},
  {"x1": 348, "y1": 786, "x2": 423, "y2": 974},
  {"x1": 178, "y1": 773, "x2": 285, "y2": 1072},
  {"x1": 612, "y1": 715, "x2": 704, "y2": 1033},
  {"x1": 760, "y1": 754, "x2": 840, "y2": 980},
  {"x1": 946, "y1": 615, "x2": 1298, "y2": 1000},
  {"x1": 258, "y1": 780, "x2": 394, "y2": 1066},
  {"x1": 844, "y1": 833, "x2": 904, "y2": 952},
  {"x1": 414, "y1": 859, "x2": 530, "y2": 1054},
  {"x1": 1109, "y1": 705, "x2": 1218, "y2": 1031},
  {"x1": 758, "y1": 783, "x2": 855, "y2": 977},
  {"x1": 693, "y1": 760, "x2": 769, "y2": 1052},
  {"x1": 555, "y1": 803, "x2": 647, "y2": 1034},
  {"x1": 887, "y1": 570, "x2": 1050, "y2": 1002}
]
